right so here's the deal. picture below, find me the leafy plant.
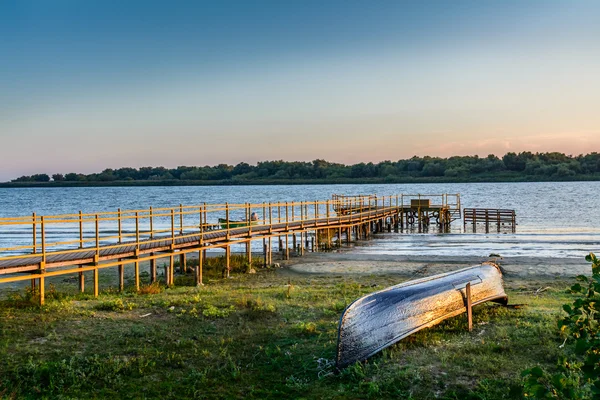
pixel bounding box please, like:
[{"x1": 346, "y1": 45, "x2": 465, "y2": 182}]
[
  {"x1": 94, "y1": 298, "x2": 136, "y2": 312},
  {"x1": 522, "y1": 253, "x2": 600, "y2": 399},
  {"x1": 202, "y1": 304, "x2": 235, "y2": 318}
]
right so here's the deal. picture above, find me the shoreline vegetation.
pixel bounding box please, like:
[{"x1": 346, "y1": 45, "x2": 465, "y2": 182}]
[{"x1": 4, "y1": 151, "x2": 600, "y2": 187}]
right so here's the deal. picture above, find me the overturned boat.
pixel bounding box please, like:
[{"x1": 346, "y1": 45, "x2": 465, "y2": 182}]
[{"x1": 336, "y1": 263, "x2": 508, "y2": 368}]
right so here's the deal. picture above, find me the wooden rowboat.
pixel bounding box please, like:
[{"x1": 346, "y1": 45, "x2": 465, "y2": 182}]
[{"x1": 336, "y1": 263, "x2": 508, "y2": 368}]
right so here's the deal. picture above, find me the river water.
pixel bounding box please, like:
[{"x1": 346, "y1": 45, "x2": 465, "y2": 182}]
[{"x1": 0, "y1": 182, "x2": 598, "y2": 259}]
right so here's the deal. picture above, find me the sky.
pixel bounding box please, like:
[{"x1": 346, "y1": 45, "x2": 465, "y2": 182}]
[{"x1": 1, "y1": 0, "x2": 599, "y2": 181}]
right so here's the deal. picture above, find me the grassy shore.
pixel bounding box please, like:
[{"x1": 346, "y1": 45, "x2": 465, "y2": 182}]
[{"x1": 0, "y1": 261, "x2": 575, "y2": 399}]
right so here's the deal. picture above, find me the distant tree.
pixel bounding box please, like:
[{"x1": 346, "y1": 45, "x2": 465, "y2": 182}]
[
  {"x1": 12, "y1": 175, "x2": 33, "y2": 182},
  {"x1": 422, "y1": 162, "x2": 445, "y2": 177},
  {"x1": 31, "y1": 174, "x2": 50, "y2": 182},
  {"x1": 8, "y1": 151, "x2": 600, "y2": 184}
]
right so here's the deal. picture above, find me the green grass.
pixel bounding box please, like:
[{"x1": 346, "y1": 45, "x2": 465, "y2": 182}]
[{"x1": 0, "y1": 270, "x2": 575, "y2": 399}]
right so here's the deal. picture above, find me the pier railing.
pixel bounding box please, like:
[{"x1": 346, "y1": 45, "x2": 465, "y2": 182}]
[
  {"x1": 0, "y1": 193, "x2": 462, "y2": 304},
  {"x1": 0, "y1": 194, "x2": 460, "y2": 261}
]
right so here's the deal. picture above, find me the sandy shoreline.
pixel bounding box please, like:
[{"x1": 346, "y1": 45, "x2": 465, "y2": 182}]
[
  {"x1": 281, "y1": 251, "x2": 590, "y2": 278},
  {"x1": 0, "y1": 249, "x2": 591, "y2": 296}
]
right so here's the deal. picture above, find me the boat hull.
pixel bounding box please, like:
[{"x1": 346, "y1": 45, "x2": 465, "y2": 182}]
[{"x1": 336, "y1": 263, "x2": 508, "y2": 368}]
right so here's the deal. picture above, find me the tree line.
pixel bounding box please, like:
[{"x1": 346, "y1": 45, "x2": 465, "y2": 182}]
[{"x1": 9, "y1": 152, "x2": 600, "y2": 184}]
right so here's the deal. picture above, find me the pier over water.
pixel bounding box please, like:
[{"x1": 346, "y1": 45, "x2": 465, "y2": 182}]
[{"x1": 0, "y1": 194, "x2": 460, "y2": 304}]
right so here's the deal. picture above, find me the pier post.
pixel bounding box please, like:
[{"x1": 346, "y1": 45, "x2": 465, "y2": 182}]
[
  {"x1": 134, "y1": 258, "x2": 140, "y2": 292},
  {"x1": 497, "y1": 211, "x2": 501, "y2": 233},
  {"x1": 263, "y1": 243, "x2": 268, "y2": 268},
  {"x1": 226, "y1": 245, "x2": 231, "y2": 278},
  {"x1": 268, "y1": 237, "x2": 272, "y2": 264},
  {"x1": 78, "y1": 210, "x2": 84, "y2": 293},
  {"x1": 93, "y1": 264, "x2": 99, "y2": 298},
  {"x1": 180, "y1": 252, "x2": 187, "y2": 274},
  {"x1": 196, "y1": 249, "x2": 203, "y2": 286},
  {"x1": 338, "y1": 227, "x2": 342, "y2": 247},
  {"x1": 150, "y1": 257, "x2": 156, "y2": 284},
  {"x1": 292, "y1": 234, "x2": 297, "y2": 254},
  {"x1": 246, "y1": 240, "x2": 252, "y2": 264},
  {"x1": 39, "y1": 275, "x2": 45, "y2": 306},
  {"x1": 285, "y1": 234, "x2": 290, "y2": 260},
  {"x1": 169, "y1": 253, "x2": 175, "y2": 286},
  {"x1": 118, "y1": 258, "x2": 124, "y2": 292}
]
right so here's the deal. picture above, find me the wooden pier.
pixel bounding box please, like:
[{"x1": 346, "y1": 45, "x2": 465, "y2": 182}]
[
  {"x1": 0, "y1": 193, "x2": 460, "y2": 305},
  {"x1": 463, "y1": 208, "x2": 516, "y2": 233}
]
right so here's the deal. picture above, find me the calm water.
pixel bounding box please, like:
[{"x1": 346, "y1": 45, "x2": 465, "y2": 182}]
[{"x1": 0, "y1": 182, "x2": 598, "y2": 259}]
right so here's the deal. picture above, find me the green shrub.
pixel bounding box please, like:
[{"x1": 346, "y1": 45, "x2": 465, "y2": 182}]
[
  {"x1": 202, "y1": 305, "x2": 234, "y2": 318},
  {"x1": 522, "y1": 253, "x2": 600, "y2": 399}
]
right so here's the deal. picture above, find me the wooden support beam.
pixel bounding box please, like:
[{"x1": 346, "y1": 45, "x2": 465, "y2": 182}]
[
  {"x1": 246, "y1": 241, "x2": 252, "y2": 264},
  {"x1": 196, "y1": 249, "x2": 203, "y2": 286},
  {"x1": 179, "y1": 252, "x2": 186, "y2": 274},
  {"x1": 39, "y1": 276, "x2": 45, "y2": 306},
  {"x1": 270, "y1": 238, "x2": 274, "y2": 264},
  {"x1": 263, "y1": 243, "x2": 268, "y2": 268},
  {"x1": 93, "y1": 266, "x2": 99, "y2": 298},
  {"x1": 118, "y1": 259, "x2": 124, "y2": 292},
  {"x1": 79, "y1": 266, "x2": 85, "y2": 293},
  {"x1": 134, "y1": 259, "x2": 140, "y2": 292},
  {"x1": 150, "y1": 256, "x2": 156, "y2": 284},
  {"x1": 226, "y1": 245, "x2": 231, "y2": 278},
  {"x1": 169, "y1": 253, "x2": 175, "y2": 286}
]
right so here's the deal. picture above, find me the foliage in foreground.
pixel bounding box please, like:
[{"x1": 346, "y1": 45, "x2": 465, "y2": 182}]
[{"x1": 522, "y1": 253, "x2": 600, "y2": 399}]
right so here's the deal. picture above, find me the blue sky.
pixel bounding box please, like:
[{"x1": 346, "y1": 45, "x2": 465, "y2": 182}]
[{"x1": 1, "y1": 1, "x2": 599, "y2": 180}]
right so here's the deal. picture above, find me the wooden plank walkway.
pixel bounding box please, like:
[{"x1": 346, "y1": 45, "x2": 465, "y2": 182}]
[{"x1": 0, "y1": 206, "x2": 400, "y2": 274}]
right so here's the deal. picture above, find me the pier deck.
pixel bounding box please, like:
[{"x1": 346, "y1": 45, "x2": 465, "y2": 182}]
[{"x1": 0, "y1": 194, "x2": 460, "y2": 304}]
